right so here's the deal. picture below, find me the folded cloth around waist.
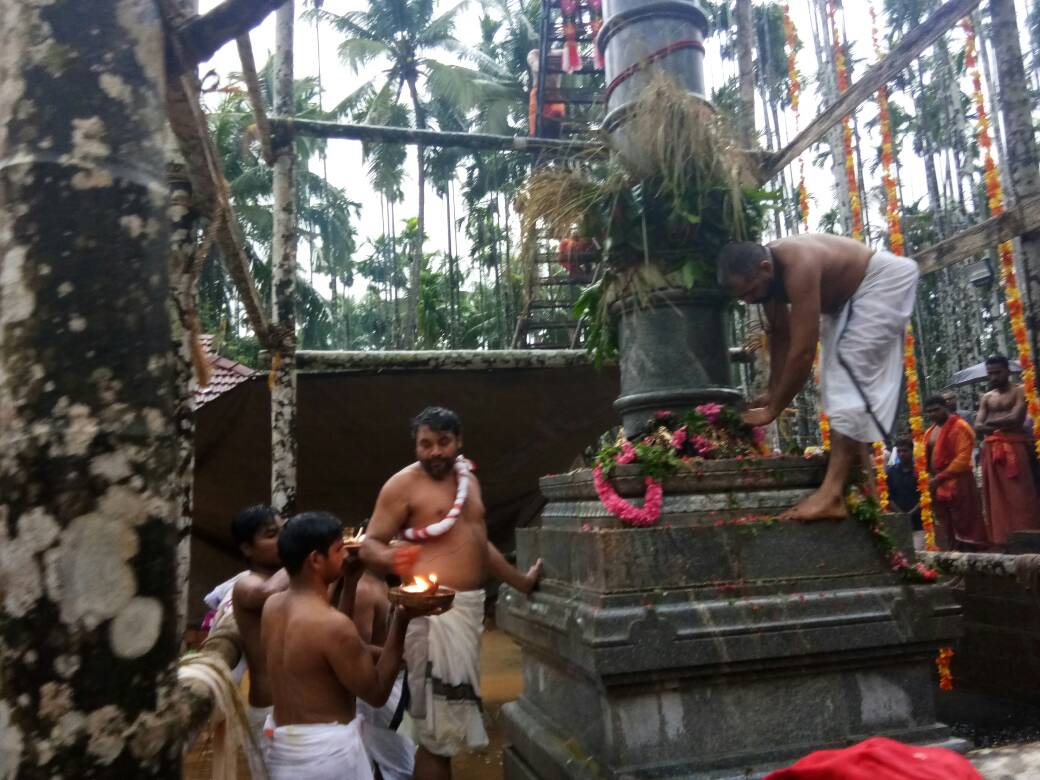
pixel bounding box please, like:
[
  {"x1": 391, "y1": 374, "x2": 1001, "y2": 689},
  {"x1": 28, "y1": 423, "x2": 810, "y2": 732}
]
[
  {"x1": 404, "y1": 589, "x2": 489, "y2": 757},
  {"x1": 984, "y1": 430, "x2": 1031, "y2": 478},
  {"x1": 358, "y1": 673, "x2": 415, "y2": 780},
  {"x1": 244, "y1": 705, "x2": 272, "y2": 779},
  {"x1": 263, "y1": 716, "x2": 374, "y2": 780},
  {"x1": 820, "y1": 250, "x2": 919, "y2": 442}
]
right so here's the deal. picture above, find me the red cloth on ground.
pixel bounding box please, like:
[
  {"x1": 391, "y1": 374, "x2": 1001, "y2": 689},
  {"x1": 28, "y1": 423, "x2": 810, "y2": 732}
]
[
  {"x1": 763, "y1": 737, "x2": 981, "y2": 780},
  {"x1": 982, "y1": 430, "x2": 1040, "y2": 545},
  {"x1": 926, "y1": 415, "x2": 988, "y2": 549}
]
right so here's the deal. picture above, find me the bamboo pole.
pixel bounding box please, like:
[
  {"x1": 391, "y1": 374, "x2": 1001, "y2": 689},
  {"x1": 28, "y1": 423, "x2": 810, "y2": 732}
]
[
  {"x1": 272, "y1": 117, "x2": 604, "y2": 155},
  {"x1": 163, "y1": 27, "x2": 277, "y2": 348},
  {"x1": 236, "y1": 34, "x2": 275, "y2": 165},
  {"x1": 761, "y1": 0, "x2": 983, "y2": 183},
  {"x1": 916, "y1": 193, "x2": 1040, "y2": 274},
  {"x1": 174, "y1": 0, "x2": 287, "y2": 69},
  {"x1": 270, "y1": 0, "x2": 298, "y2": 516}
]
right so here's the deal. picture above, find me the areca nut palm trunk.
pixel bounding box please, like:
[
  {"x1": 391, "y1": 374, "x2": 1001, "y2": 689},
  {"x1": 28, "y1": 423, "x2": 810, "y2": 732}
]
[
  {"x1": 271, "y1": 0, "x2": 299, "y2": 515},
  {"x1": 990, "y1": 0, "x2": 1040, "y2": 359},
  {"x1": 405, "y1": 73, "x2": 426, "y2": 349},
  {"x1": 0, "y1": 0, "x2": 185, "y2": 775},
  {"x1": 735, "y1": 0, "x2": 757, "y2": 149}
]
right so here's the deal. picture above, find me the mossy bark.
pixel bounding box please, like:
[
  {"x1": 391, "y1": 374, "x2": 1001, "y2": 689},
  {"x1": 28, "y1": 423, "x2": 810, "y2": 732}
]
[{"x1": 0, "y1": 0, "x2": 183, "y2": 776}]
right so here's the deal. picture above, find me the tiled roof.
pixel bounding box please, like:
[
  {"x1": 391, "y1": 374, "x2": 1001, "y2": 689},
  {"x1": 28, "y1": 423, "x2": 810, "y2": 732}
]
[{"x1": 192, "y1": 335, "x2": 257, "y2": 409}]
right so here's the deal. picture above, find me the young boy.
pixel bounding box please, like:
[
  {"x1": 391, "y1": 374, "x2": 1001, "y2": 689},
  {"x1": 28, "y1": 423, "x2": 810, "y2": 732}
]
[{"x1": 229, "y1": 505, "x2": 289, "y2": 776}]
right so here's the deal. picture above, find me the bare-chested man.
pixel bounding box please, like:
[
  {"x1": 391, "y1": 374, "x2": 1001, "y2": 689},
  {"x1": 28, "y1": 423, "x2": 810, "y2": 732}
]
[
  {"x1": 362, "y1": 406, "x2": 543, "y2": 780},
  {"x1": 262, "y1": 511, "x2": 434, "y2": 779},
  {"x1": 975, "y1": 354, "x2": 1040, "y2": 545},
  {"x1": 227, "y1": 505, "x2": 288, "y2": 776},
  {"x1": 718, "y1": 235, "x2": 919, "y2": 519}
]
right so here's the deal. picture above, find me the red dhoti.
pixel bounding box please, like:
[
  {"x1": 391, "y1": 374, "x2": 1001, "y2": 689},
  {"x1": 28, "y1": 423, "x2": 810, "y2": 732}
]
[
  {"x1": 932, "y1": 471, "x2": 988, "y2": 550},
  {"x1": 981, "y1": 431, "x2": 1040, "y2": 545}
]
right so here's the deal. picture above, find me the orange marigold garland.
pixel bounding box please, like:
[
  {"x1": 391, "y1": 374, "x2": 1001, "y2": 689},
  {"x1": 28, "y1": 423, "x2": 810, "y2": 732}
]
[
  {"x1": 783, "y1": 4, "x2": 810, "y2": 230},
  {"x1": 830, "y1": 1, "x2": 864, "y2": 241},
  {"x1": 871, "y1": 6, "x2": 904, "y2": 256},
  {"x1": 963, "y1": 18, "x2": 1040, "y2": 461},
  {"x1": 936, "y1": 646, "x2": 954, "y2": 691}
]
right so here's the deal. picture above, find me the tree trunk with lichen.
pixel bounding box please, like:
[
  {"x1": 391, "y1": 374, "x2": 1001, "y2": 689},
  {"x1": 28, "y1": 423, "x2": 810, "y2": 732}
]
[
  {"x1": 167, "y1": 163, "x2": 199, "y2": 639},
  {"x1": 270, "y1": 0, "x2": 298, "y2": 516},
  {"x1": 0, "y1": 0, "x2": 183, "y2": 776}
]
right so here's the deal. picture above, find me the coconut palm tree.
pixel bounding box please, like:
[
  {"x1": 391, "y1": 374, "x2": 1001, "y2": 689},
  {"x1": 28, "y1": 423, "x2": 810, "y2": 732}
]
[
  {"x1": 310, "y1": 0, "x2": 508, "y2": 347},
  {"x1": 204, "y1": 61, "x2": 360, "y2": 354}
]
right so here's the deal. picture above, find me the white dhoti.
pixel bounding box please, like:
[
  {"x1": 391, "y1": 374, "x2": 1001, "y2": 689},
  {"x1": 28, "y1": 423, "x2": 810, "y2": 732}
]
[
  {"x1": 357, "y1": 672, "x2": 415, "y2": 780},
  {"x1": 403, "y1": 589, "x2": 489, "y2": 757},
  {"x1": 262, "y1": 715, "x2": 374, "y2": 780},
  {"x1": 244, "y1": 704, "x2": 272, "y2": 779},
  {"x1": 820, "y1": 250, "x2": 919, "y2": 442}
]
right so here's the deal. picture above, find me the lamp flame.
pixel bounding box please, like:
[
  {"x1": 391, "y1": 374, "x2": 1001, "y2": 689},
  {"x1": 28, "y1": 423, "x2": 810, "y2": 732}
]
[{"x1": 402, "y1": 574, "x2": 438, "y2": 594}]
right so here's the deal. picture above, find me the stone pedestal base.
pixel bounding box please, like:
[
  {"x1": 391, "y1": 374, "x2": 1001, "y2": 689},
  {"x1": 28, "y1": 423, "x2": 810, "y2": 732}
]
[{"x1": 498, "y1": 458, "x2": 964, "y2": 779}]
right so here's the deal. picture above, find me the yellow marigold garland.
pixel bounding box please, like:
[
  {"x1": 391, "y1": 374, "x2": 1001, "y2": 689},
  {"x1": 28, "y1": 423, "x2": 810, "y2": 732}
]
[
  {"x1": 903, "y1": 329, "x2": 938, "y2": 551},
  {"x1": 870, "y1": 4, "x2": 936, "y2": 550},
  {"x1": 963, "y1": 18, "x2": 1040, "y2": 460},
  {"x1": 813, "y1": 350, "x2": 831, "y2": 450}
]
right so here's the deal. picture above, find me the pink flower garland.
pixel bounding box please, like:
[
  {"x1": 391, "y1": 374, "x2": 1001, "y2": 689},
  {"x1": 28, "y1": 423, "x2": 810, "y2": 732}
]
[{"x1": 593, "y1": 464, "x2": 664, "y2": 527}]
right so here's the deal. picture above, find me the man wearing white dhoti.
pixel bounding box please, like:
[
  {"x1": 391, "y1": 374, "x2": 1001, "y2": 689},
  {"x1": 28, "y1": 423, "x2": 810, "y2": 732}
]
[
  {"x1": 718, "y1": 235, "x2": 919, "y2": 520},
  {"x1": 261, "y1": 512, "x2": 435, "y2": 780},
  {"x1": 363, "y1": 407, "x2": 543, "y2": 780}
]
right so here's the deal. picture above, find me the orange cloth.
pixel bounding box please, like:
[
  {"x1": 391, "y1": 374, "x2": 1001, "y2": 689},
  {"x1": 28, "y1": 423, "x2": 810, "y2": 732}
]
[
  {"x1": 528, "y1": 89, "x2": 565, "y2": 136},
  {"x1": 926, "y1": 415, "x2": 973, "y2": 502},
  {"x1": 982, "y1": 430, "x2": 1040, "y2": 545},
  {"x1": 927, "y1": 415, "x2": 988, "y2": 549}
]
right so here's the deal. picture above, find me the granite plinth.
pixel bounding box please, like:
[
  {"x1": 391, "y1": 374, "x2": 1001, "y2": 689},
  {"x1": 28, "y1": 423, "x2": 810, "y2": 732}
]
[{"x1": 498, "y1": 458, "x2": 964, "y2": 779}]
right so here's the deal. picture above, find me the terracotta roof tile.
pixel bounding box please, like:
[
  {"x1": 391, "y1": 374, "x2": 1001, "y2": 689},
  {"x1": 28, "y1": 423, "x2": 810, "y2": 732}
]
[{"x1": 192, "y1": 335, "x2": 257, "y2": 410}]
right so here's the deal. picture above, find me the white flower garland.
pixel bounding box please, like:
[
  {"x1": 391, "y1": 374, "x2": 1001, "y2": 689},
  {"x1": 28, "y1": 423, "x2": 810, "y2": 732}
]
[{"x1": 403, "y1": 455, "x2": 471, "y2": 541}]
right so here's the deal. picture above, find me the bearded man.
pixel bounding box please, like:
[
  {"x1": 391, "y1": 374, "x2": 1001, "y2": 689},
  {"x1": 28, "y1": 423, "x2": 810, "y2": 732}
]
[{"x1": 361, "y1": 406, "x2": 542, "y2": 780}]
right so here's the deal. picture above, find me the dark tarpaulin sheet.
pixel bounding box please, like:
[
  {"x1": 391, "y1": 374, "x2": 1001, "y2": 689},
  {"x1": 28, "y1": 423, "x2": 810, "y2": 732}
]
[{"x1": 188, "y1": 364, "x2": 620, "y2": 624}]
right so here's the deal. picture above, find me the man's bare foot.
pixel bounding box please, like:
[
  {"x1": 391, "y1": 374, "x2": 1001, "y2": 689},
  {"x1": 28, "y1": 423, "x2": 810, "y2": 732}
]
[{"x1": 780, "y1": 491, "x2": 847, "y2": 521}]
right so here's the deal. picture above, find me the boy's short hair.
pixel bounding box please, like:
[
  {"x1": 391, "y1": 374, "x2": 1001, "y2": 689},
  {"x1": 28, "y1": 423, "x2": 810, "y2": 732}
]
[
  {"x1": 277, "y1": 512, "x2": 344, "y2": 575},
  {"x1": 231, "y1": 505, "x2": 278, "y2": 549}
]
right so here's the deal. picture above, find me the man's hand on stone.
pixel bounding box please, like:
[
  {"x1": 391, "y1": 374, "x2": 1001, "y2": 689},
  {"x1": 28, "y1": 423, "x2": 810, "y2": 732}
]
[
  {"x1": 520, "y1": 558, "x2": 543, "y2": 596},
  {"x1": 391, "y1": 543, "x2": 421, "y2": 578},
  {"x1": 741, "y1": 407, "x2": 775, "y2": 428}
]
